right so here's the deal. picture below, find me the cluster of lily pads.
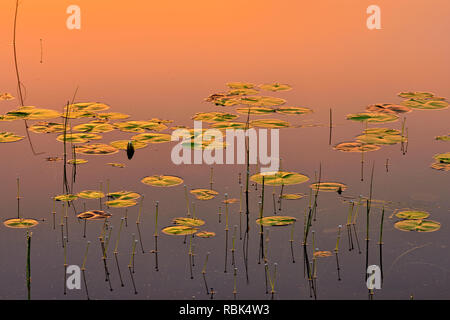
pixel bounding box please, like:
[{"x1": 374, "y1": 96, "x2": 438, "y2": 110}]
[{"x1": 393, "y1": 209, "x2": 440, "y2": 233}]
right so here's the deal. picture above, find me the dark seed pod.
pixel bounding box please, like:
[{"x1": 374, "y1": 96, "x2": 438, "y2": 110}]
[{"x1": 126, "y1": 141, "x2": 135, "y2": 160}]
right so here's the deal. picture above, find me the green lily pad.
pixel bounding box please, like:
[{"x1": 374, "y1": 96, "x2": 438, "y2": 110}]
[
  {"x1": 56, "y1": 133, "x2": 102, "y2": 143},
  {"x1": 434, "y1": 152, "x2": 450, "y2": 164},
  {"x1": 210, "y1": 122, "x2": 250, "y2": 130},
  {"x1": 228, "y1": 88, "x2": 259, "y2": 96},
  {"x1": 334, "y1": 142, "x2": 381, "y2": 152},
  {"x1": 6, "y1": 106, "x2": 61, "y2": 120},
  {"x1": 131, "y1": 133, "x2": 172, "y2": 143},
  {"x1": 309, "y1": 182, "x2": 347, "y2": 192},
  {"x1": 77, "y1": 190, "x2": 105, "y2": 199},
  {"x1": 77, "y1": 210, "x2": 111, "y2": 220},
  {"x1": 162, "y1": 225, "x2": 198, "y2": 236},
  {"x1": 249, "y1": 119, "x2": 290, "y2": 128},
  {"x1": 141, "y1": 175, "x2": 184, "y2": 187},
  {"x1": 190, "y1": 189, "x2": 219, "y2": 200},
  {"x1": 172, "y1": 217, "x2": 205, "y2": 227},
  {"x1": 196, "y1": 231, "x2": 216, "y2": 238},
  {"x1": 240, "y1": 96, "x2": 286, "y2": 107},
  {"x1": 398, "y1": 92, "x2": 435, "y2": 99},
  {"x1": 3, "y1": 218, "x2": 39, "y2": 229},
  {"x1": 54, "y1": 194, "x2": 78, "y2": 202},
  {"x1": 356, "y1": 128, "x2": 404, "y2": 145},
  {"x1": 181, "y1": 130, "x2": 227, "y2": 150},
  {"x1": 256, "y1": 216, "x2": 296, "y2": 226},
  {"x1": 436, "y1": 135, "x2": 450, "y2": 141},
  {"x1": 192, "y1": 112, "x2": 238, "y2": 122},
  {"x1": 75, "y1": 143, "x2": 119, "y2": 155},
  {"x1": 110, "y1": 140, "x2": 148, "y2": 150},
  {"x1": 401, "y1": 99, "x2": 449, "y2": 110},
  {"x1": 227, "y1": 82, "x2": 255, "y2": 89},
  {"x1": 235, "y1": 107, "x2": 276, "y2": 115},
  {"x1": 395, "y1": 210, "x2": 430, "y2": 219},
  {"x1": 73, "y1": 121, "x2": 115, "y2": 133},
  {"x1": 29, "y1": 122, "x2": 66, "y2": 133},
  {"x1": 105, "y1": 199, "x2": 137, "y2": 208},
  {"x1": 259, "y1": 83, "x2": 292, "y2": 92},
  {"x1": 394, "y1": 219, "x2": 440, "y2": 232},
  {"x1": 107, "y1": 191, "x2": 141, "y2": 201},
  {"x1": 115, "y1": 120, "x2": 168, "y2": 133},
  {"x1": 346, "y1": 112, "x2": 399, "y2": 123},
  {"x1": 276, "y1": 107, "x2": 313, "y2": 115},
  {"x1": 95, "y1": 112, "x2": 130, "y2": 120},
  {"x1": 0, "y1": 132, "x2": 24, "y2": 143},
  {"x1": 251, "y1": 171, "x2": 309, "y2": 186}
]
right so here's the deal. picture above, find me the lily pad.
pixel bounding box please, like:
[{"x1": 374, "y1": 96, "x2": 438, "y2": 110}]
[
  {"x1": 210, "y1": 122, "x2": 250, "y2": 130},
  {"x1": 73, "y1": 122, "x2": 115, "y2": 133},
  {"x1": 281, "y1": 193, "x2": 305, "y2": 200},
  {"x1": 227, "y1": 82, "x2": 255, "y2": 89},
  {"x1": 6, "y1": 106, "x2": 61, "y2": 120},
  {"x1": 309, "y1": 182, "x2": 347, "y2": 192},
  {"x1": 115, "y1": 120, "x2": 168, "y2": 133},
  {"x1": 75, "y1": 143, "x2": 119, "y2": 155},
  {"x1": 105, "y1": 199, "x2": 137, "y2": 208},
  {"x1": 131, "y1": 133, "x2": 171, "y2": 143},
  {"x1": 366, "y1": 104, "x2": 411, "y2": 114},
  {"x1": 107, "y1": 191, "x2": 141, "y2": 201},
  {"x1": 334, "y1": 142, "x2": 380, "y2": 152},
  {"x1": 251, "y1": 171, "x2": 309, "y2": 186},
  {"x1": 77, "y1": 210, "x2": 111, "y2": 220},
  {"x1": 192, "y1": 112, "x2": 238, "y2": 122},
  {"x1": 110, "y1": 140, "x2": 148, "y2": 150},
  {"x1": 398, "y1": 92, "x2": 435, "y2": 99},
  {"x1": 95, "y1": 112, "x2": 130, "y2": 120},
  {"x1": 162, "y1": 225, "x2": 198, "y2": 236},
  {"x1": 196, "y1": 231, "x2": 216, "y2": 238},
  {"x1": 434, "y1": 152, "x2": 450, "y2": 164},
  {"x1": 249, "y1": 119, "x2": 290, "y2": 128},
  {"x1": 206, "y1": 94, "x2": 241, "y2": 107},
  {"x1": 190, "y1": 189, "x2": 219, "y2": 200},
  {"x1": 346, "y1": 112, "x2": 399, "y2": 123},
  {"x1": 401, "y1": 99, "x2": 449, "y2": 110},
  {"x1": 54, "y1": 194, "x2": 78, "y2": 202},
  {"x1": 172, "y1": 217, "x2": 205, "y2": 227},
  {"x1": 356, "y1": 128, "x2": 404, "y2": 145},
  {"x1": 0, "y1": 132, "x2": 24, "y2": 143},
  {"x1": 68, "y1": 159, "x2": 88, "y2": 164},
  {"x1": 235, "y1": 107, "x2": 276, "y2": 115},
  {"x1": 228, "y1": 88, "x2": 259, "y2": 96},
  {"x1": 77, "y1": 190, "x2": 105, "y2": 199},
  {"x1": 3, "y1": 218, "x2": 39, "y2": 229},
  {"x1": 395, "y1": 210, "x2": 430, "y2": 220},
  {"x1": 56, "y1": 133, "x2": 102, "y2": 144},
  {"x1": 313, "y1": 251, "x2": 333, "y2": 258},
  {"x1": 276, "y1": 107, "x2": 313, "y2": 115},
  {"x1": 256, "y1": 216, "x2": 296, "y2": 226},
  {"x1": 29, "y1": 122, "x2": 66, "y2": 133},
  {"x1": 431, "y1": 162, "x2": 450, "y2": 171},
  {"x1": 107, "y1": 162, "x2": 125, "y2": 168},
  {"x1": 394, "y1": 219, "x2": 440, "y2": 232},
  {"x1": 0, "y1": 93, "x2": 14, "y2": 100},
  {"x1": 436, "y1": 135, "x2": 450, "y2": 141},
  {"x1": 240, "y1": 96, "x2": 286, "y2": 107},
  {"x1": 259, "y1": 83, "x2": 292, "y2": 92},
  {"x1": 141, "y1": 175, "x2": 184, "y2": 187}
]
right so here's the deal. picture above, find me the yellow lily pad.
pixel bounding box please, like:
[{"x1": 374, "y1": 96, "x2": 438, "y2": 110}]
[
  {"x1": 394, "y1": 219, "x2": 440, "y2": 232},
  {"x1": 56, "y1": 133, "x2": 102, "y2": 144},
  {"x1": 141, "y1": 175, "x2": 184, "y2": 187},
  {"x1": 249, "y1": 119, "x2": 290, "y2": 128},
  {"x1": 395, "y1": 210, "x2": 429, "y2": 219},
  {"x1": 110, "y1": 140, "x2": 148, "y2": 150},
  {"x1": 346, "y1": 112, "x2": 399, "y2": 123},
  {"x1": 251, "y1": 171, "x2": 309, "y2": 186},
  {"x1": 0, "y1": 132, "x2": 24, "y2": 143},
  {"x1": 73, "y1": 122, "x2": 115, "y2": 133},
  {"x1": 75, "y1": 143, "x2": 119, "y2": 155},
  {"x1": 77, "y1": 190, "x2": 105, "y2": 199},
  {"x1": 309, "y1": 182, "x2": 347, "y2": 192},
  {"x1": 276, "y1": 107, "x2": 313, "y2": 115},
  {"x1": 190, "y1": 189, "x2": 219, "y2": 200},
  {"x1": 105, "y1": 199, "x2": 137, "y2": 208},
  {"x1": 29, "y1": 122, "x2": 66, "y2": 133},
  {"x1": 131, "y1": 133, "x2": 171, "y2": 143},
  {"x1": 256, "y1": 216, "x2": 296, "y2": 226},
  {"x1": 4, "y1": 218, "x2": 39, "y2": 229},
  {"x1": 162, "y1": 226, "x2": 198, "y2": 236},
  {"x1": 334, "y1": 142, "x2": 380, "y2": 153},
  {"x1": 196, "y1": 231, "x2": 216, "y2": 238},
  {"x1": 259, "y1": 83, "x2": 292, "y2": 92},
  {"x1": 172, "y1": 217, "x2": 205, "y2": 227}
]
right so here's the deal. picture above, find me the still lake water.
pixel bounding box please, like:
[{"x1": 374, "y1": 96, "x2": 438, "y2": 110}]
[{"x1": 0, "y1": 0, "x2": 448, "y2": 299}]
